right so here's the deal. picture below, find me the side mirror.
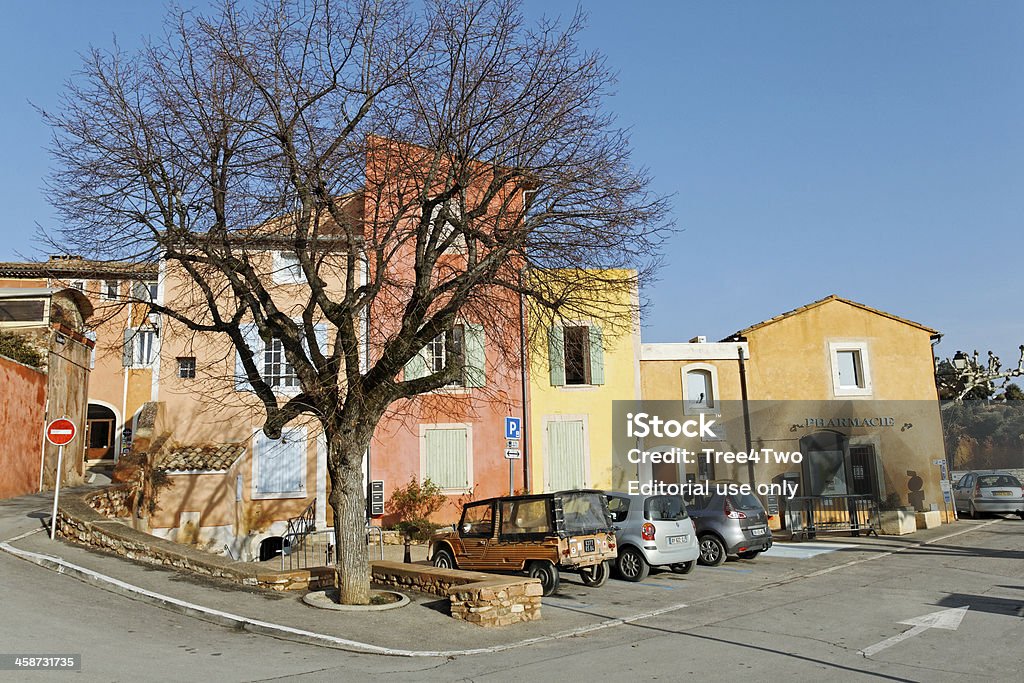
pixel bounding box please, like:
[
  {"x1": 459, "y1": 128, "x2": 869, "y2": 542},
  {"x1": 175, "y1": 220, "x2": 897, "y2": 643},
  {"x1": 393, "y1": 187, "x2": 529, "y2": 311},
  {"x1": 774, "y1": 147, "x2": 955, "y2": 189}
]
[{"x1": 461, "y1": 523, "x2": 472, "y2": 534}]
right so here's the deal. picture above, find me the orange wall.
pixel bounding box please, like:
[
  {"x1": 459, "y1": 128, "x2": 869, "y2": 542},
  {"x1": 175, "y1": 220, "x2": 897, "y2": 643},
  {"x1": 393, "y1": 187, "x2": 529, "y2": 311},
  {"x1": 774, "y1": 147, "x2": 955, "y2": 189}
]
[{"x1": 0, "y1": 356, "x2": 47, "y2": 499}]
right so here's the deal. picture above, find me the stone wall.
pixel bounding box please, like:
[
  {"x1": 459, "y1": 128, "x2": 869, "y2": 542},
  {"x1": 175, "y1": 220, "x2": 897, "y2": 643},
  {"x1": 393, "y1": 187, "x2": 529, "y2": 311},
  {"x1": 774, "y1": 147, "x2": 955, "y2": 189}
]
[
  {"x1": 88, "y1": 485, "x2": 134, "y2": 518},
  {"x1": 370, "y1": 561, "x2": 542, "y2": 627},
  {"x1": 58, "y1": 487, "x2": 332, "y2": 591}
]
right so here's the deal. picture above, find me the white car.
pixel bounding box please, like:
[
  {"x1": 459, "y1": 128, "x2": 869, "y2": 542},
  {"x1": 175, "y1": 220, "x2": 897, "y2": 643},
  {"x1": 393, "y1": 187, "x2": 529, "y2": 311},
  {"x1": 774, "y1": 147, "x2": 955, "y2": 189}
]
[
  {"x1": 604, "y1": 492, "x2": 699, "y2": 582},
  {"x1": 953, "y1": 472, "x2": 1024, "y2": 519}
]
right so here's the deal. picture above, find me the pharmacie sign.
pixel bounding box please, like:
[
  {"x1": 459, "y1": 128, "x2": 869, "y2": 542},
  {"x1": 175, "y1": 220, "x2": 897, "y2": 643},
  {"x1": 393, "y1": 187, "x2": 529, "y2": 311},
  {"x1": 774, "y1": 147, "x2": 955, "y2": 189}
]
[{"x1": 805, "y1": 416, "x2": 896, "y2": 429}]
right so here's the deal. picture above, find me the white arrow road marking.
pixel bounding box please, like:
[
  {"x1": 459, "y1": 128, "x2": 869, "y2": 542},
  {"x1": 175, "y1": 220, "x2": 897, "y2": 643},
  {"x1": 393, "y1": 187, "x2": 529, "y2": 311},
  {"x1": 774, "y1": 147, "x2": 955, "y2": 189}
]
[{"x1": 860, "y1": 606, "x2": 969, "y2": 658}]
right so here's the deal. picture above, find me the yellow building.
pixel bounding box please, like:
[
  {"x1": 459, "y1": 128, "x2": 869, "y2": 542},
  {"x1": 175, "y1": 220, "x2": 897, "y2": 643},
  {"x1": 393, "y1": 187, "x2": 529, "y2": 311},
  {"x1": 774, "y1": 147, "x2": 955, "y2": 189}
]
[
  {"x1": 526, "y1": 270, "x2": 641, "y2": 493},
  {"x1": 636, "y1": 295, "x2": 950, "y2": 528}
]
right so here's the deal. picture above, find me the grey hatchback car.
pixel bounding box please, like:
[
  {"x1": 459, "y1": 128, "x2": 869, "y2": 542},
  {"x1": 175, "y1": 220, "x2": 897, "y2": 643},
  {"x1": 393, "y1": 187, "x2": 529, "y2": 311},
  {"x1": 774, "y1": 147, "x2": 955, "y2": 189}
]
[
  {"x1": 604, "y1": 492, "x2": 699, "y2": 582},
  {"x1": 686, "y1": 484, "x2": 772, "y2": 566}
]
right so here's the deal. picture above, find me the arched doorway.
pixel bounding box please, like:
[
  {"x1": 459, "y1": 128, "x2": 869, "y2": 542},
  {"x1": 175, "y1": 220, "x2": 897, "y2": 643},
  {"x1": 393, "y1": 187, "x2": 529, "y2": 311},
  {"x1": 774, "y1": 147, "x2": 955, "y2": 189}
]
[{"x1": 86, "y1": 403, "x2": 117, "y2": 460}]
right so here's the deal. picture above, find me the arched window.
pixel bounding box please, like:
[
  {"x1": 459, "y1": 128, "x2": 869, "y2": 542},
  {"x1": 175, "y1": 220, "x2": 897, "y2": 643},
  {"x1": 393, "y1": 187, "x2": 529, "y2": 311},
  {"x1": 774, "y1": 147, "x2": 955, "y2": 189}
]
[{"x1": 681, "y1": 364, "x2": 718, "y2": 415}]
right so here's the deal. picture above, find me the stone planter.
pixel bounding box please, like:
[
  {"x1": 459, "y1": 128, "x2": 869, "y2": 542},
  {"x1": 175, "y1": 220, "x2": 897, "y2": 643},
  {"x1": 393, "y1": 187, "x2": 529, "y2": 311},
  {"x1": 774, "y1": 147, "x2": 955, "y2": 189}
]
[{"x1": 879, "y1": 508, "x2": 917, "y2": 535}]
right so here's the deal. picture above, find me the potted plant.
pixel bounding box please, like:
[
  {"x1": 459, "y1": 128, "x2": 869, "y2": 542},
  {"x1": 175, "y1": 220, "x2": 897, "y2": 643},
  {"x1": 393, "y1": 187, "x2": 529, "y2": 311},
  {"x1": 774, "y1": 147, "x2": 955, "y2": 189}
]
[{"x1": 877, "y1": 492, "x2": 917, "y2": 535}]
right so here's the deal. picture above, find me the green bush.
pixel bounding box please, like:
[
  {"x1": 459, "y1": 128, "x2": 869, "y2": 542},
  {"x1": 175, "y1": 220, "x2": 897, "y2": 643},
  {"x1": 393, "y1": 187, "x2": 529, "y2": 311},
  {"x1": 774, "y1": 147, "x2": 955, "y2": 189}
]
[{"x1": 0, "y1": 331, "x2": 44, "y2": 367}]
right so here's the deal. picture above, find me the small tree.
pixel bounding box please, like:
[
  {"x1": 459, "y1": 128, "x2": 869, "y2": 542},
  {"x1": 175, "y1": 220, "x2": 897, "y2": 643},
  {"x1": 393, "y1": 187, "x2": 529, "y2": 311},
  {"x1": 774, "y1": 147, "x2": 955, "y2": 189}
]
[{"x1": 386, "y1": 477, "x2": 447, "y2": 542}]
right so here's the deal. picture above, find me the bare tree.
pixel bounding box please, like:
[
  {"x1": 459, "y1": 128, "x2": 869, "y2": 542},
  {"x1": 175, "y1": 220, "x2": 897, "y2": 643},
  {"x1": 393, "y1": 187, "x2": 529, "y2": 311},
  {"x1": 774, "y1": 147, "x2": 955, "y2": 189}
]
[
  {"x1": 41, "y1": 0, "x2": 670, "y2": 603},
  {"x1": 936, "y1": 346, "x2": 1024, "y2": 403}
]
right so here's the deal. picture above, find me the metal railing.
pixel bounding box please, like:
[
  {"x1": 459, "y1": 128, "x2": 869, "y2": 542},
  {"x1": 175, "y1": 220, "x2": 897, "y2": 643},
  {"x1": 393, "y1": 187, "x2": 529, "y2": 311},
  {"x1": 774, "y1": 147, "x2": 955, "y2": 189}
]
[
  {"x1": 280, "y1": 500, "x2": 317, "y2": 571},
  {"x1": 786, "y1": 494, "x2": 879, "y2": 541},
  {"x1": 280, "y1": 523, "x2": 385, "y2": 571}
]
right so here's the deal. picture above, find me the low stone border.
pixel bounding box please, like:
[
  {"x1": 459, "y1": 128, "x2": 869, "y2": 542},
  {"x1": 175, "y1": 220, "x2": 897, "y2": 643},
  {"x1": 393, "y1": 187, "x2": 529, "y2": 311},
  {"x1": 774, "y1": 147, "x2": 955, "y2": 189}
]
[
  {"x1": 57, "y1": 487, "x2": 333, "y2": 591},
  {"x1": 302, "y1": 589, "x2": 410, "y2": 611},
  {"x1": 370, "y1": 561, "x2": 542, "y2": 627}
]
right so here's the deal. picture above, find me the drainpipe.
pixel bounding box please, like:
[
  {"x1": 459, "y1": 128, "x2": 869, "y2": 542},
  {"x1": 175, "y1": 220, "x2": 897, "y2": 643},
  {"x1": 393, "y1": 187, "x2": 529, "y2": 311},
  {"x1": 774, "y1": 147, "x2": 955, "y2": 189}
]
[
  {"x1": 518, "y1": 269, "x2": 530, "y2": 493},
  {"x1": 738, "y1": 344, "x2": 755, "y2": 487}
]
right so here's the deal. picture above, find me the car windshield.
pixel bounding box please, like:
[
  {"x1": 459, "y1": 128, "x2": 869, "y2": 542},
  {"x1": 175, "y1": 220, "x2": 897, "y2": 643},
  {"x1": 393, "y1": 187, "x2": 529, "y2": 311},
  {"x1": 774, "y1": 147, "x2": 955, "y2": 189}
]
[
  {"x1": 644, "y1": 495, "x2": 688, "y2": 521},
  {"x1": 560, "y1": 492, "x2": 611, "y2": 532},
  {"x1": 978, "y1": 475, "x2": 1021, "y2": 488}
]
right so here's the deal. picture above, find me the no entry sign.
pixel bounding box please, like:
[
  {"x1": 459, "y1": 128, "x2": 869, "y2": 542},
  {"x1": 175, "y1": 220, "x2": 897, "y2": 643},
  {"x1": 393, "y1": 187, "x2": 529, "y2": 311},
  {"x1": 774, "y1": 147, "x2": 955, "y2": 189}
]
[{"x1": 45, "y1": 418, "x2": 77, "y2": 446}]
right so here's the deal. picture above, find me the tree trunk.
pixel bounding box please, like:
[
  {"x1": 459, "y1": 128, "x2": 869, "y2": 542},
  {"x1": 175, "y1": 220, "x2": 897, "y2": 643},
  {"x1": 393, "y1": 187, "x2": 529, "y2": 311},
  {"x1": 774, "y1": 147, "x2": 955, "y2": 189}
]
[{"x1": 328, "y1": 433, "x2": 372, "y2": 605}]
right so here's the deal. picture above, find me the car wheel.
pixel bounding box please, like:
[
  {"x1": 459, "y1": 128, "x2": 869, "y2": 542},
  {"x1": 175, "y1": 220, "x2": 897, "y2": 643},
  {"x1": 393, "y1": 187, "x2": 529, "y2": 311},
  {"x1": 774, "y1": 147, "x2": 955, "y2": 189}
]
[
  {"x1": 670, "y1": 561, "x2": 695, "y2": 575},
  {"x1": 579, "y1": 561, "x2": 610, "y2": 588},
  {"x1": 432, "y1": 547, "x2": 456, "y2": 569},
  {"x1": 698, "y1": 534, "x2": 726, "y2": 566},
  {"x1": 616, "y1": 546, "x2": 650, "y2": 582},
  {"x1": 527, "y1": 560, "x2": 561, "y2": 596},
  {"x1": 737, "y1": 550, "x2": 761, "y2": 560}
]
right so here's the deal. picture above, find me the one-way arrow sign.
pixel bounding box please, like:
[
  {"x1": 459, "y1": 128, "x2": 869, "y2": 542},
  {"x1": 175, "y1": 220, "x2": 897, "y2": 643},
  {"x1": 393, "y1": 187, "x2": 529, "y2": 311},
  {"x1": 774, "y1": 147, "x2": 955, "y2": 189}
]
[{"x1": 859, "y1": 606, "x2": 969, "y2": 658}]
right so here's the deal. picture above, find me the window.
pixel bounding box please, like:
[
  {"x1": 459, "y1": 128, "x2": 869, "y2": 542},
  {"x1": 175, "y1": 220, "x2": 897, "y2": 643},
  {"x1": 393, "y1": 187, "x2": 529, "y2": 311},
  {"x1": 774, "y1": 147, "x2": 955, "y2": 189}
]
[
  {"x1": 102, "y1": 280, "x2": 119, "y2": 300},
  {"x1": 404, "y1": 324, "x2": 485, "y2": 388},
  {"x1": 177, "y1": 357, "x2": 196, "y2": 379},
  {"x1": 85, "y1": 330, "x2": 97, "y2": 369},
  {"x1": 680, "y1": 363, "x2": 720, "y2": 416},
  {"x1": 548, "y1": 324, "x2": 604, "y2": 387},
  {"x1": 234, "y1": 322, "x2": 328, "y2": 394},
  {"x1": 263, "y1": 338, "x2": 299, "y2": 388},
  {"x1": 422, "y1": 425, "x2": 471, "y2": 492},
  {"x1": 252, "y1": 427, "x2": 307, "y2": 499},
  {"x1": 829, "y1": 341, "x2": 872, "y2": 396},
  {"x1": 122, "y1": 329, "x2": 157, "y2": 367},
  {"x1": 132, "y1": 280, "x2": 159, "y2": 302},
  {"x1": 459, "y1": 501, "x2": 493, "y2": 537},
  {"x1": 272, "y1": 251, "x2": 306, "y2": 285},
  {"x1": 0, "y1": 299, "x2": 46, "y2": 324},
  {"x1": 429, "y1": 198, "x2": 464, "y2": 252},
  {"x1": 70, "y1": 280, "x2": 86, "y2": 292}
]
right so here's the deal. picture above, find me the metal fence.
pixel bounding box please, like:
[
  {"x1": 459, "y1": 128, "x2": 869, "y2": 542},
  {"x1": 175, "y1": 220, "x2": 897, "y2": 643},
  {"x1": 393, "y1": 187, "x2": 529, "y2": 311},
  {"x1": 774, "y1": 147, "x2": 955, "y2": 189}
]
[
  {"x1": 280, "y1": 525, "x2": 386, "y2": 571},
  {"x1": 786, "y1": 494, "x2": 879, "y2": 541}
]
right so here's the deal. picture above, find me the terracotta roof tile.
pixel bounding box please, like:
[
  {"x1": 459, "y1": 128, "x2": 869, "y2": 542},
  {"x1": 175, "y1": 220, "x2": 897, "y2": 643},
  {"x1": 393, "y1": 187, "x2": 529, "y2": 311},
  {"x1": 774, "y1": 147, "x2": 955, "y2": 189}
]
[{"x1": 159, "y1": 444, "x2": 245, "y2": 472}]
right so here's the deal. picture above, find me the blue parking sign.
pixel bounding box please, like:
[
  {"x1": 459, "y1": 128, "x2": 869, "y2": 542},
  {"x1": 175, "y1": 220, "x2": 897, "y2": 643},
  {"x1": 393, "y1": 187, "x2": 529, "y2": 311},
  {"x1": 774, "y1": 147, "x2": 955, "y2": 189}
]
[{"x1": 505, "y1": 416, "x2": 521, "y2": 440}]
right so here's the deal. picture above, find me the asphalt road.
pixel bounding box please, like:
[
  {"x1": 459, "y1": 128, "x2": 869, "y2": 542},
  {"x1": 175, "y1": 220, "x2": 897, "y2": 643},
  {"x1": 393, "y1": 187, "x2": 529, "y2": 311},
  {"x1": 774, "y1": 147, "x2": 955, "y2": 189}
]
[{"x1": 1, "y1": 504, "x2": 1022, "y2": 681}]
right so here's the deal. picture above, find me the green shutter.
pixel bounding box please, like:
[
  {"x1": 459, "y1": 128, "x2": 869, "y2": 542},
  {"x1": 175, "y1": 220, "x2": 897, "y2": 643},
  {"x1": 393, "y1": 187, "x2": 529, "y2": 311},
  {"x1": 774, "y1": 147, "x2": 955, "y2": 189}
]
[
  {"x1": 588, "y1": 326, "x2": 605, "y2": 385},
  {"x1": 425, "y1": 428, "x2": 468, "y2": 489},
  {"x1": 547, "y1": 420, "x2": 585, "y2": 491},
  {"x1": 464, "y1": 323, "x2": 485, "y2": 388},
  {"x1": 548, "y1": 326, "x2": 565, "y2": 386},
  {"x1": 404, "y1": 345, "x2": 428, "y2": 380}
]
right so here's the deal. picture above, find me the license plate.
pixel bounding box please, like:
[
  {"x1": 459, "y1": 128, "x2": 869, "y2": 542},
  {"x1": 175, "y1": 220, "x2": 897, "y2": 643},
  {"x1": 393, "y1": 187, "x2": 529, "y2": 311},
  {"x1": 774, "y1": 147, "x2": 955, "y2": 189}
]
[
  {"x1": 667, "y1": 535, "x2": 688, "y2": 545},
  {"x1": 584, "y1": 539, "x2": 595, "y2": 553},
  {"x1": 993, "y1": 491, "x2": 1011, "y2": 497},
  {"x1": 750, "y1": 528, "x2": 765, "y2": 536}
]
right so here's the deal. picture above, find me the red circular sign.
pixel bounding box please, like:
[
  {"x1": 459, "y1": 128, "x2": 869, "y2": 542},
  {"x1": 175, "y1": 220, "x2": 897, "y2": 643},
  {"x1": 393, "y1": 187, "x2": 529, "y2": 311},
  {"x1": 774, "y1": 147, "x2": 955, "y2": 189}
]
[{"x1": 45, "y1": 418, "x2": 77, "y2": 446}]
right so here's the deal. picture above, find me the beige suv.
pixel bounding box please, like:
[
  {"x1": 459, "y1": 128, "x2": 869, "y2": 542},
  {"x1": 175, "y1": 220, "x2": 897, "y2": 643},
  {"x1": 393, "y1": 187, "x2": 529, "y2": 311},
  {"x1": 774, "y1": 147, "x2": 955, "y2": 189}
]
[{"x1": 430, "y1": 490, "x2": 617, "y2": 595}]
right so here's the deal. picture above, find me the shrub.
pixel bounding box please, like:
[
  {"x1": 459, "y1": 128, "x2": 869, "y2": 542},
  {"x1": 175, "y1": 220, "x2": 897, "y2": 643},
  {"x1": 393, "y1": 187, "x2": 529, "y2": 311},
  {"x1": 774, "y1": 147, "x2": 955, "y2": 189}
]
[
  {"x1": 386, "y1": 477, "x2": 447, "y2": 542},
  {"x1": 0, "y1": 330, "x2": 45, "y2": 367}
]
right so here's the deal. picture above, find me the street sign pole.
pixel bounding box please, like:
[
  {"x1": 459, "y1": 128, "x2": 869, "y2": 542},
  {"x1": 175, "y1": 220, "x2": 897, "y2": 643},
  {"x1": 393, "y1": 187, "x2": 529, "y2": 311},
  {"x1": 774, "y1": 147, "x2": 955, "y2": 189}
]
[
  {"x1": 45, "y1": 418, "x2": 77, "y2": 540},
  {"x1": 49, "y1": 444, "x2": 64, "y2": 540}
]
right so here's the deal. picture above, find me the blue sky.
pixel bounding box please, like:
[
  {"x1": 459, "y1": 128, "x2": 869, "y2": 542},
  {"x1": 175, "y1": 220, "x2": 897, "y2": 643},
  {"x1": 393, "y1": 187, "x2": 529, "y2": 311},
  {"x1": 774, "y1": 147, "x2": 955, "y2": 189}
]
[{"x1": 1, "y1": 1, "x2": 1021, "y2": 367}]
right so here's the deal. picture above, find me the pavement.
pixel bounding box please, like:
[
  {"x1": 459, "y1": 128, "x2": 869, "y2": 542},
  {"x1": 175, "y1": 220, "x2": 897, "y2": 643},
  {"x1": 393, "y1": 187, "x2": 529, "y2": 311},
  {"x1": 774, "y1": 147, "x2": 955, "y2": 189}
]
[{"x1": 0, "y1": 485, "x2": 1017, "y2": 661}]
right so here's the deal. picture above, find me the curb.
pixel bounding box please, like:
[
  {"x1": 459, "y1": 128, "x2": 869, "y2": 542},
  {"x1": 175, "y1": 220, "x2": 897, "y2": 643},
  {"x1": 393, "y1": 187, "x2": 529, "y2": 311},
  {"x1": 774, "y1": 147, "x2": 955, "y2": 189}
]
[{"x1": 0, "y1": 539, "x2": 688, "y2": 658}]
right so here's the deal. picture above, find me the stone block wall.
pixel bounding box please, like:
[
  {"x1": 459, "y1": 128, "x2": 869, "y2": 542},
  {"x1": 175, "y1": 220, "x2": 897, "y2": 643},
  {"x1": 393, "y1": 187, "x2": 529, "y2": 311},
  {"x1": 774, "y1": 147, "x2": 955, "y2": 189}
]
[{"x1": 370, "y1": 561, "x2": 542, "y2": 627}]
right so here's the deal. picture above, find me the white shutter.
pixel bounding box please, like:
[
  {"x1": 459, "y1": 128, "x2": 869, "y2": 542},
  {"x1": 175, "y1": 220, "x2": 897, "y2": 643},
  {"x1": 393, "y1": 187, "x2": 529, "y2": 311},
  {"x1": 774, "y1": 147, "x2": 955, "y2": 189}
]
[
  {"x1": 424, "y1": 428, "x2": 468, "y2": 490},
  {"x1": 253, "y1": 427, "x2": 306, "y2": 497},
  {"x1": 235, "y1": 323, "x2": 262, "y2": 391}
]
